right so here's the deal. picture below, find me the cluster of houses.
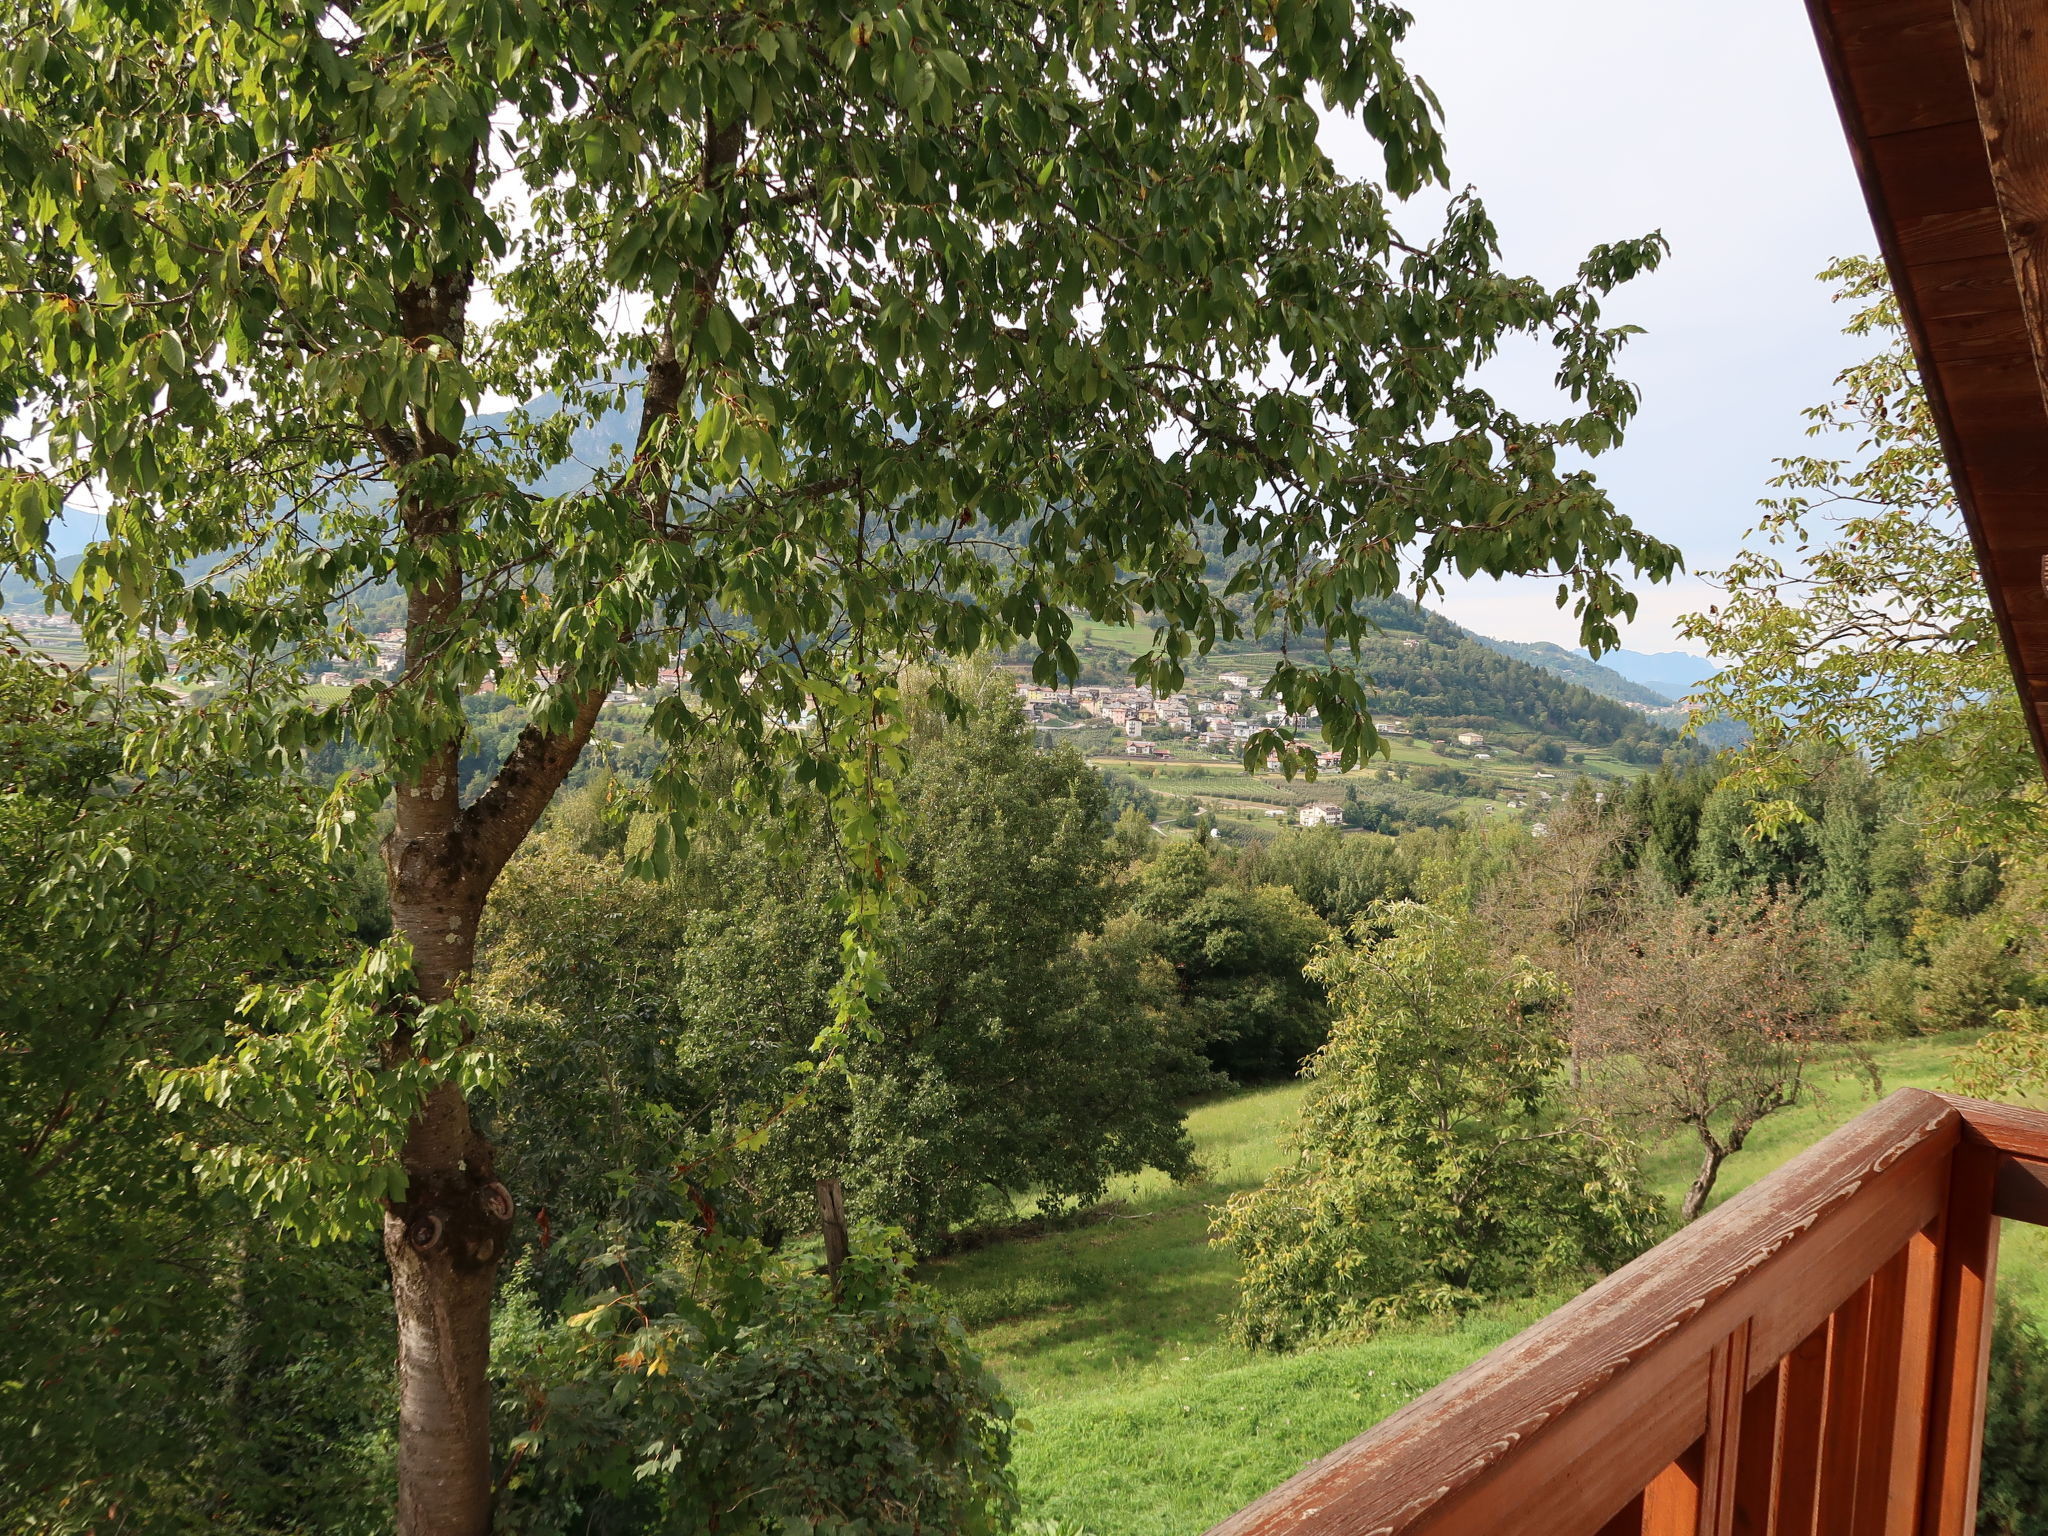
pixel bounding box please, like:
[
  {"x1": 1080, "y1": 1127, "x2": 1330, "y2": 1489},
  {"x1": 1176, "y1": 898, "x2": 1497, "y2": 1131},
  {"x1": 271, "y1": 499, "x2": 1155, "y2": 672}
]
[{"x1": 1011, "y1": 674, "x2": 1412, "y2": 759}]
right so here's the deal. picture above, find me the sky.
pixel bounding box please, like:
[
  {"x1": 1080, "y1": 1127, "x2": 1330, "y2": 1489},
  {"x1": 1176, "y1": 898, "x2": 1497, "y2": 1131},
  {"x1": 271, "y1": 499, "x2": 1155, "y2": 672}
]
[{"x1": 1317, "y1": 0, "x2": 1885, "y2": 654}]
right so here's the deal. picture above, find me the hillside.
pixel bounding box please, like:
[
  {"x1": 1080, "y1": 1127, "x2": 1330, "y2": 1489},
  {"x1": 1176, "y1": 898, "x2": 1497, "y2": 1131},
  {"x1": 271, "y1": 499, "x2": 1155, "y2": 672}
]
[
  {"x1": 1102, "y1": 597, "x2": 1679, "y2": 759},
  {"x1": 1471, "y1": 635, "x2": 1675, "y2": 708},
  {"x1": 1040, "y1": 602, "x2": 1693, "y2": 840},
  {"x1": 1333, "y1": 601, "x2": 1670, "y2": 749}
]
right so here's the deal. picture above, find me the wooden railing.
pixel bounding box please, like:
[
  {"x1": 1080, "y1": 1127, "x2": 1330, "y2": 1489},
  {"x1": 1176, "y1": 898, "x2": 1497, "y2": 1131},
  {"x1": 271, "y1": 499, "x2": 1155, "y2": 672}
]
[{"x1": 1206, "y1": 1088, "x2": 2048, "y2": 1536}]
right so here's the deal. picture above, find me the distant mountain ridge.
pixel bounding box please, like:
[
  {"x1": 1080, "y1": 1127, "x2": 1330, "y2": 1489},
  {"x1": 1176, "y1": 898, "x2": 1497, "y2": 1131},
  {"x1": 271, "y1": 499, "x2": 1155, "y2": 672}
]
[
  {"x1": 1286, "y1": 598, "x2": 1681, "y2": 759},
  {"x1": 1469, "y1": 635, "x2": 1676, "y2": 709},
  {"x1": 1457, "y1": 627, "x2": 1746, "y2": 748},
  {"x1": 1578, "y1": 647, "x2": 1718, "y2": 699}
]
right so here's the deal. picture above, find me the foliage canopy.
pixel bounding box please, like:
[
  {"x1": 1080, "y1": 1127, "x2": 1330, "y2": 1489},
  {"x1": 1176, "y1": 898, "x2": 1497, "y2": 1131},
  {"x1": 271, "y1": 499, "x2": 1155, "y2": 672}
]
[{"x1": 1681, "y1": 257, "x2": 2038, "y2": 842}]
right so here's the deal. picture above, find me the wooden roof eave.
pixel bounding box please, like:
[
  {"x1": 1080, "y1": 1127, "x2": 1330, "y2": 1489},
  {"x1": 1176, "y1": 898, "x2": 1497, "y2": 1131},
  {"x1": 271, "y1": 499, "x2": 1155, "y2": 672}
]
[{"x1": 1803, "y1": 0, "x2": 2048, "y2": 774}]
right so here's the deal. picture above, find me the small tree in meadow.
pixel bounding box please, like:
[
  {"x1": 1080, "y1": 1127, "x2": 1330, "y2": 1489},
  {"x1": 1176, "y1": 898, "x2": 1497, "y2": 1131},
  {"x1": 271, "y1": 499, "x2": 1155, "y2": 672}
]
[
  {"x1": 1576, "y1": 892, "x2": 1849, "y2": 1222},
  {"x1": 1215, "y1": 901, "x2": 1659, "y2": 1349}
]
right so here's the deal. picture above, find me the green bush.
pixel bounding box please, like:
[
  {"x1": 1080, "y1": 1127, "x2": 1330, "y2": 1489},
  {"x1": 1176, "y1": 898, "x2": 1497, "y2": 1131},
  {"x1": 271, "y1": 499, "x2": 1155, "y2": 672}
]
[
  {"x1": 495, "y1": 1232, "x2": 1015, "y2": 1536},
  {"x1": 1214, "y1": 902, "x2": 1660, "y2": 1349},
  {"x1": 1845, "y1": 955, "x2": 1924, "y2": 1036},
  {"x1": 1921, "y1": 915, "x2": 2031, "y2": 1034},
  {"x1": 1980, "y1": 1300, "x2": 2048, "y2": 1535}
]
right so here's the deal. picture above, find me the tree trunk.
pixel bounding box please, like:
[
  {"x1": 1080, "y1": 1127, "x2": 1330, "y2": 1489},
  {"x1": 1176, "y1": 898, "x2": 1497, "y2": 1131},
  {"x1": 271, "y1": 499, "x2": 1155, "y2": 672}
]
[
  {"x1": 383, "y1": 793, "x2": 506, "y2": 1536},
  {"x1": 380, "y1": 700, "x2": 600, "y2": 1536},
  {"x1": 386, "y1": 1082, "x2": 504, "y2": 1536},
  {"x1": 1681, "y1": 1141, "x2": 1725, "y2": 1223},
  {"x1": 369, "y1": 109, "x2": 737, "y2": 1531}
]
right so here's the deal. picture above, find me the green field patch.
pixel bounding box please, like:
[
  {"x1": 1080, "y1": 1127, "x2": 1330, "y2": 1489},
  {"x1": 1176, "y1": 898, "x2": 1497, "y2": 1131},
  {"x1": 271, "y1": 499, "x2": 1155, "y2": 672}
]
[{"x1": 927, "y1": 1032, "x2": 2009, "y2": 1534}]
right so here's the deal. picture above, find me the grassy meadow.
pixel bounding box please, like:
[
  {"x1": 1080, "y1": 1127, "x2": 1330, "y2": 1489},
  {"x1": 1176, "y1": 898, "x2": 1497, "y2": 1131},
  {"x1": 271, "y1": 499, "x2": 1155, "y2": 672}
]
[{"x1": 920, "y1": 1030, "x2": 2040, "y2": 1536}]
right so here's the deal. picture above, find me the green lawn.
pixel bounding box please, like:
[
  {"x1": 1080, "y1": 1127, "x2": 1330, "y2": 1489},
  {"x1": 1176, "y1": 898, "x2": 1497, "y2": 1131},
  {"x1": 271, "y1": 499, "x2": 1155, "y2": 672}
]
[{"x1": 922, "y1": 1030, "x2": 2026, "y2": 1536}]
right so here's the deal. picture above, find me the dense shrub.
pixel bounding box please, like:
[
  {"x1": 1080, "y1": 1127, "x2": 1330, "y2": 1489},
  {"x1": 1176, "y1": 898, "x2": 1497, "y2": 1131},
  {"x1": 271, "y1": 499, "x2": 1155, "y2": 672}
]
[
  {"x1": 1215, "y1": 902, "x2": 1659, "y2": 1348},
  {"x1": 1920, "y1": 914, "x2": 2033, "y2": 1033},
  {"x1": 1980, "y1": 1300, "x2": 2048, "y2": 1535},
  {"x1": 0, "y1": 652, "x2": 396, "y2": 1533},
  {"x1": 1845, "y1": 955, "x2": 1925, "y2": 1037},
  {"x1": 495, "y1": 1233, "x2": 1015, "y2": 1536}
]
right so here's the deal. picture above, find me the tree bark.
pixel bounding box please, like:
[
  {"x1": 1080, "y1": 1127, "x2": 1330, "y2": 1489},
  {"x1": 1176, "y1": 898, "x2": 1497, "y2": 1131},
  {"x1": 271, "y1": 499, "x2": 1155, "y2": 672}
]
[
  {"x1": 1681, "y1": 1140, "x2": 1725, "y2": 1223},
  {"x1": 816, "y1": 1175, "x2": 849, "y2": 1294},
  {"x1": 381, "y1": 699, "x2": 603, "y2": 1536},
  {"x1": 375, "y1": 260, "x2": 611, "y2": 1534}
]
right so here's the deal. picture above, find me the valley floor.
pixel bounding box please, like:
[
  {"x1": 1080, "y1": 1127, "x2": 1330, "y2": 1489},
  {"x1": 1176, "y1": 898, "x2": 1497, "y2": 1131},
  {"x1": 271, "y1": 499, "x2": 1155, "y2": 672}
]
[{"x1": 920, "y1": 1031, "x2": 2046, "y2": 1536}]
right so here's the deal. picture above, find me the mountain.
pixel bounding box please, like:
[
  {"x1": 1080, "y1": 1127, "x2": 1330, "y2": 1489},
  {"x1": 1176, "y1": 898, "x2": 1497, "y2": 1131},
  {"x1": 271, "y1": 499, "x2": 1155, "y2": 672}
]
[
  {"x1": 1469, "y1": 635, "x2": 1675, "y2": 708},
  {"x1": 1245, "y1": 599, "x2": 1684, "y2": 759},
  {"x1": 1455, "y1": 628, "x2": 1748, "y2": 750},
  {"x1": 1578, "y1": 647, "x2": 1717, "y2": 700}
]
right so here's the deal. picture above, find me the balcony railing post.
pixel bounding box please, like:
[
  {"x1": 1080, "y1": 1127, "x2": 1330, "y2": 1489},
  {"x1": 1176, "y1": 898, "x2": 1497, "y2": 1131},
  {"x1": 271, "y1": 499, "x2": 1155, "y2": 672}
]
[
  {"x1": 1699, "y1": 1321, "x2": 1751, "y2": 1536},
  {"x1": 1777, "y1": 1321, "x2": 1832, "y2": 1535},
  {"x1": 1882, "y1": 1226, "x2": 1943, "y2": 1536},
  {"x1": 1918, "y1": 1141, "x2": 2001, "y2": 1534}
]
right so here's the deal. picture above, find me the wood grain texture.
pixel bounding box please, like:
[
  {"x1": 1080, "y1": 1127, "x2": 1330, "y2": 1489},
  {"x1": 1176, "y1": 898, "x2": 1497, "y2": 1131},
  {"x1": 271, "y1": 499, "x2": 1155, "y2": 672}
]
[
  {"x1": 1817, "y1": 1280, "x2": 1873, "y2": 1535},
  {"x1": 1699, "y1": 1324, "x2": 1751, "y2": 1536},
  {"x1": 1777, "y1": 1325, "x2": 1832, "y2": 1536},
  {"x1": 1732, "y1": 1366, "x2": 1782, "y2": 1536},
  {"x1": 1953, "y1": 0, "x2": 2048, "y2": 409},
  {"x1": 1944, "y1": 1093, "x2": 2048, "y2": 1160},
  {"x1": 1884, "y1": 1228, "x2": 1943, "y2": 1536},
  {"x1": 1642, "y1": 1446, "x2": 1704, "y2": 1536},
  {"x1": 1919, "y1": 1142, "x2": 2000, "y2": 1534},
  {"x1": 1201, "y1": 1091, "x2": 1962, "y2": 1536},
  {"x1": 1803, "y1": 0, "x2": 2048, "y2": 772},
  {"x1": 1852, "y1": 1245, "x2": 1914, "y2": 1533}
]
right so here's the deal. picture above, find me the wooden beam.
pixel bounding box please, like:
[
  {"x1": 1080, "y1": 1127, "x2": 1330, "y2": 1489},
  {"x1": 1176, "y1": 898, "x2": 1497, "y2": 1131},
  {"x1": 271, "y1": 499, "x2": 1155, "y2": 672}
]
[
  {"x1": 1944, "y1": 1091, "x2": 2048, "y2": 1160},
  {"x1": 1803, "y1": 0, "x2": 2048, "y2": 774},
  {"x1": 1952, "y1": 1, "x2": 2048, "y2": 407},
  {"x1": 1991, "y1": 1154, "x2": 2048, "y2": 1223}
]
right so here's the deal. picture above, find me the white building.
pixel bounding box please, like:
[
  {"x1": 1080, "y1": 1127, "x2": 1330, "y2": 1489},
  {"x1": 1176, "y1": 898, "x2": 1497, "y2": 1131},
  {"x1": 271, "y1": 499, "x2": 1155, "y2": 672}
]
[{"x1": 1298, "y1": 803, "x2": 1345, "y2": 828}]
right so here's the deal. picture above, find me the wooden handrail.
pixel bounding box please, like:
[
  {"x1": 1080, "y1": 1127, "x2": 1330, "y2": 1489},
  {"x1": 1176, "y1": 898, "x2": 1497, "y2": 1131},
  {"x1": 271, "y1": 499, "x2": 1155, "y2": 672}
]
[{"x1": 1205, "y1": 1088, "x2": 2048, "y2": 1536}]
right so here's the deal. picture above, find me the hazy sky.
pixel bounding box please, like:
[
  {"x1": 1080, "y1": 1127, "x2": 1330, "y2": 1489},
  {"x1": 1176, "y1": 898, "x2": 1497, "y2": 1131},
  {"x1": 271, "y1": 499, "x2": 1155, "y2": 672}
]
[{"x1": 1321, "y1": 0, "x2": 1883, "y2": 653}]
